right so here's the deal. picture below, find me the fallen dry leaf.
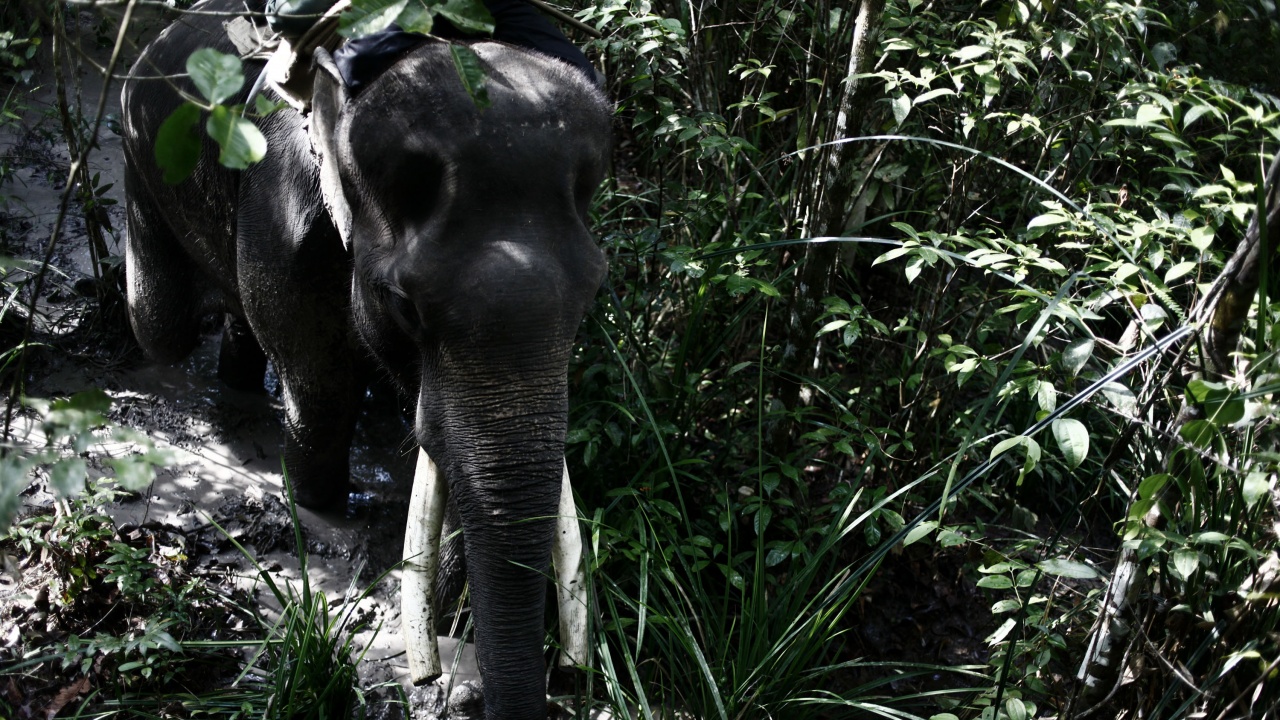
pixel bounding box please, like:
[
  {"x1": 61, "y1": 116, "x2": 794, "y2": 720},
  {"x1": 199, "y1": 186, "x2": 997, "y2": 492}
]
[{"x1": 43, "y1": 675, "x2": 90, "y2": 719}]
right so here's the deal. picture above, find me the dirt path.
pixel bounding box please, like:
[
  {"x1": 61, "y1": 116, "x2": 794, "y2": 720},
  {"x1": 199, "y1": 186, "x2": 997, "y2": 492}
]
[{"x1": 0, "y1": 9, "x2": 484, "y2": 718}]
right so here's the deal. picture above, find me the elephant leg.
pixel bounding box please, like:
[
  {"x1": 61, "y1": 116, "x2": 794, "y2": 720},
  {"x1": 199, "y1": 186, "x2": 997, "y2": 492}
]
[
  {"x1": 553, "y1": 460, "x2": 587, "y2": 668},
  {"x1": 404, "y1": 448, "x2": 448, "y2": 684},
  {"x1": 217, "y1": 314, "x2": 267, "y2": 393},
  {"x1": 124, "y1": 173, "x2": 202, "y2": 363},
  {"x1": 276, "y1": 365, "x2": 360, "y2": 509},
  {"x1": 237, "y1": 228, "x2": 359, "y2": 508}
]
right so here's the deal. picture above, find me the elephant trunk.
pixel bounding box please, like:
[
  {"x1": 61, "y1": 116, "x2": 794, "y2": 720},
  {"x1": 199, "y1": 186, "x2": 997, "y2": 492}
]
[{"x1": 418, "y1": 353, "x2": 571, "y2": 720}]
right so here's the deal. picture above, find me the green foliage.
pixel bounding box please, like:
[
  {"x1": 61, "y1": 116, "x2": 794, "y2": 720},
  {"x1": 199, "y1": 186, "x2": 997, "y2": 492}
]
[
  {"x1": 0, "y1": 19, "x2": 39, "y2": 85},
  {"x1": 155, "y1": 49, "x2": 268, "y2": 184},
  {"x1": 448, "y1": 44, "x2": 491, "y2": 110},
  {"x1": 340, "y1": 0, "x2": 494, "y2": 38},
  {"x1": 588, "y1": 459, "x2": 982, "y2": 719},
  {"x1": 0, "y1": 477, "x2": 392, "y2": 719},
  {"x1": 574, "y1": 0, "x2": 1279, "y2": 716},
  {"x1": 0, "y1": 391, "x2": 171, "y2": 531},
  {"x1": 206, "y1": 475, "x2": 392, "y2": 720},
  {"x1": 338, "y1": 0, "x2": 493, "y2": 109},
  {"x1": 154, "y1": 102, "x2": 202, "y2": 184},
  {"x1": 0, "y1": 481, "x2": 255, "y2": 706}
]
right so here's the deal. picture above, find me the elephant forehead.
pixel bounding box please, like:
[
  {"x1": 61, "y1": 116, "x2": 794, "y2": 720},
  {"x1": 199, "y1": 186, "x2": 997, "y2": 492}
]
[{"x1": 344, "y1": 42, "x2": 609, "y2": 154}]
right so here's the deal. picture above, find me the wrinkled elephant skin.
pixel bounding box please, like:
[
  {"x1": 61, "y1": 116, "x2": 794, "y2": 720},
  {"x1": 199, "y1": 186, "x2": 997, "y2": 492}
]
[{"x1": 121, "y1": 1, "x2": 611, "y2": 717}]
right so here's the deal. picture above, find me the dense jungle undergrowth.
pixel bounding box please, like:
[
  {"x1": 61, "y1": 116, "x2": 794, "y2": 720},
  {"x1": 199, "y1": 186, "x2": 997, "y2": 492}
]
[{"x1": 1, "y1": 0, "x2": 1279, "y2": 718}]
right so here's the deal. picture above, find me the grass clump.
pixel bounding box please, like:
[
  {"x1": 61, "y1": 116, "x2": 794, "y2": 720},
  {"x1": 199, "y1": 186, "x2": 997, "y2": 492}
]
[{"x1": 0, "y1": 477, "x2": 395, "y2": 720}]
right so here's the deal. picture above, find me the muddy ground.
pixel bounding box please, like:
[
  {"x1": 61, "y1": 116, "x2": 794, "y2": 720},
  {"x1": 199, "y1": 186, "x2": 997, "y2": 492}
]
[{"x1": 0, "y1": 8, "x2": 491, "y2": 718}]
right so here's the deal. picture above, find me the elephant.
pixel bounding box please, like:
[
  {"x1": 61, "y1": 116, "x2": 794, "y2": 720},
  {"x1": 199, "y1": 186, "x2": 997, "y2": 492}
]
[{"x1": 121, "y1": 0, "x2": 611, "y2": 717}]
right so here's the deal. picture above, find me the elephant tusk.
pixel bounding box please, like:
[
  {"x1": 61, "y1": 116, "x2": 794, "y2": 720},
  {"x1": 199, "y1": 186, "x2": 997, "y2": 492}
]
[
  {"x1": 403, "y1": 448, "x2": 447, "y2": 685},
  {"x1": 553, "y1": 459, "x2": 588, "y2": 667}
]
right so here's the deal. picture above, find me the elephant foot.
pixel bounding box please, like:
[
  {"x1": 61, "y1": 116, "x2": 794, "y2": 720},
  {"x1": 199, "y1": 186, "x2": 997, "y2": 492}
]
[
  {"x1": 217, "y1": 315, "x2": 268, "y2": 393},
  {"x1": 447, "y1": 681, "x2": 485, "y2": 720},
  {"x1": 290, "y1": 478, "x2": 355, "y2": 512},
  {"x1": 424, "y1": 681, "x2": 570, "y2": 720}
]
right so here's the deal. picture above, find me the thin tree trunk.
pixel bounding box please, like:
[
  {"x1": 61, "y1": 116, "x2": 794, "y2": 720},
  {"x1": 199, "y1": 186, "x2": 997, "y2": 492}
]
[
  {"x1": 1205, "y1": 149, "x2": 1280, "y2": 375},
  {"x1": 1072, "y1": 148, "x2": 1280, "y2": 715},
  {"x1": 774, "y1": 0, "x2": 884, "y2": 450}
]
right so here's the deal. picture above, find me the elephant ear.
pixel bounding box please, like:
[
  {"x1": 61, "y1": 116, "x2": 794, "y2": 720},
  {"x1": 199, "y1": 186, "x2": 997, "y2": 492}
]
[{"x1": 310, "y1": 48, "x2": 353, "y2": 250}]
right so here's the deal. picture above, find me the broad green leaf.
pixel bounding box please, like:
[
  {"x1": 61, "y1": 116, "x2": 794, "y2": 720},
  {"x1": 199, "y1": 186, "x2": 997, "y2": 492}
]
[
  {"x1": 42, "y1": 390, "x2": 112, "y2": 442},
  {"x1": 864, "y1": 523, "x2": 881, "y2": 547},
  {"x1": 206, "y1": 106, "x2": 267, "y2": 170},
  {"x1": 1164, "y1": 261, "x2": 1197, "y2": 284},
  {"x1": 1051, "y1": 418, "x2": 1089, "y2": 469},
  {"x1": 1193, "y1": 184, "x2": 1232, "y2": 198},
  {"x1": 339, "y1": 0, "x2": 410, "y2": 38},
  {"x1": 904, "y1": 254, "x2": 924, "y2": 283},
  {"x1": 891, "y1": 93, "x2": 911, "y2": 126},
  {"x1": 48, "y1": 458, "x2": 87, "y2": 497},
  {"x1": 1061, "y1": 337, "x2": 1093, "y2": 376},
  {"x1": 108, "y1": 457, "x2": 155, "y2": 490},
  {"x1": 991, "y1": 436, "x2": 1040, "y2": 486},
  {"x1": 991, "y1": 599, "x2": 1021, "y2": 614},
  {"x1": 913, "y1": 87, "x2": 955, "y2": 105},
  {"x1": 751, "y1": 278, "x2": 781, "y2": 297},
  {"x1": 1037, "y1": 557, "x2": 1098, "y2": 579},
  {"x1": 1187, "y1": 379, "x2": 1246, "y2": 426},
  {"x1": 817, "y1": 319, "x2": 850, "y2": 335},
  {"x1": 1188, "y1": 226, "x2": 1214, "y2": 251},
  {"x1": 53, "y1": 388, "x2": 113, "y2": 415},
  {"x1": 1135, "y1": 103, "x2": 1165, "y2": 125},
  {"x1": 1179, "y1": 419, "x2": 1217, "y2": 449},
  {"x1": 1027, "y1": 212, "x2": 1069, "y2": 229},
  {"x1": 186, "y1": 48, "x2": 244, "y2": 105},
  {"x1": 937, "y1": 528, "x2": 967, "y2": 547},
  {"x1": 437, "y1": 0, "x2": 495, "y2": 34},
  {"x1": 985, "y1": 618, "x2": 1016, "y2": 645},
  {"x1": 1183, "y1": 103, "x2": 1217, "y2": 129},
  {"x1": 765, "y1": 546, "x2": 790, "y2": 567},
  {"x1": 872, "y1": 246, "x2": 913, "y2": 266},
  {"x1": 1137, "y1": 473, "x2": 1169, "y2": 500},
  {"x1": 753, "y1": 504, "x2": 771, "y2": 534},
  {"x1": 395, "y1": 0, "x2": 438, "y2": 35},
  {"x1": 1101, "y1": 381, "x2": 1137, "y2": 414},
  {"x1": 952, "y1": 45, "x2": 990, "y2": 61},
  {"x1": 1208, "y1": 397, "x2": 1246, "y2": 425},
  {"x1": 991, "y1": 435, "x2": 1025, "y2": 459},
  {"x1": 155, "y1": 102, "x2": 202, "y2": 185},
  {"x1": 0, "y1": 457, "x2": 31, "y2": 531},
  {"x1": 903, "y1": 520, "x2": 937, "y2": 546},
  {"x1": 1172, "y1": 549, "x2": 1199, "y2": 580},
  {"x1": 1189, "y1": 531, "x2": 1231, "y2": 545},
  {"x1": 1005, "y1": 698, "x2": 1028, "y2": 720},
  {"x1": 1243, "y1": 472, "x2": 1270, "y2": 507},
  {"x1": 449, "y1": 44, "x2": 491, "y2": 110},
  {"x1": 1186, "y1": 378, "x2": 1220, "y2": 403},
  {"x1": 977, "y1": 575, "x2": 1013, "y2": 589},
  {"x1": 1036, "y1": 380, "x2": 1057, "y2": 413}
]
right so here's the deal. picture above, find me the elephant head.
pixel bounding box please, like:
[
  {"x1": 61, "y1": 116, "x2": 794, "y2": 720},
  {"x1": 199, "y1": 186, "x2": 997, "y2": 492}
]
[{"x1": 309, "y1": 43, "x2": 610, "y2": 719}]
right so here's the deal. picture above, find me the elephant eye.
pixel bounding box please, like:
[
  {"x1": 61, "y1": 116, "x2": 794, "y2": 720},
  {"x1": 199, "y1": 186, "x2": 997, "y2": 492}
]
[{"x1": 383, "y1": 286, "x2": 423, "y2": 336}]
